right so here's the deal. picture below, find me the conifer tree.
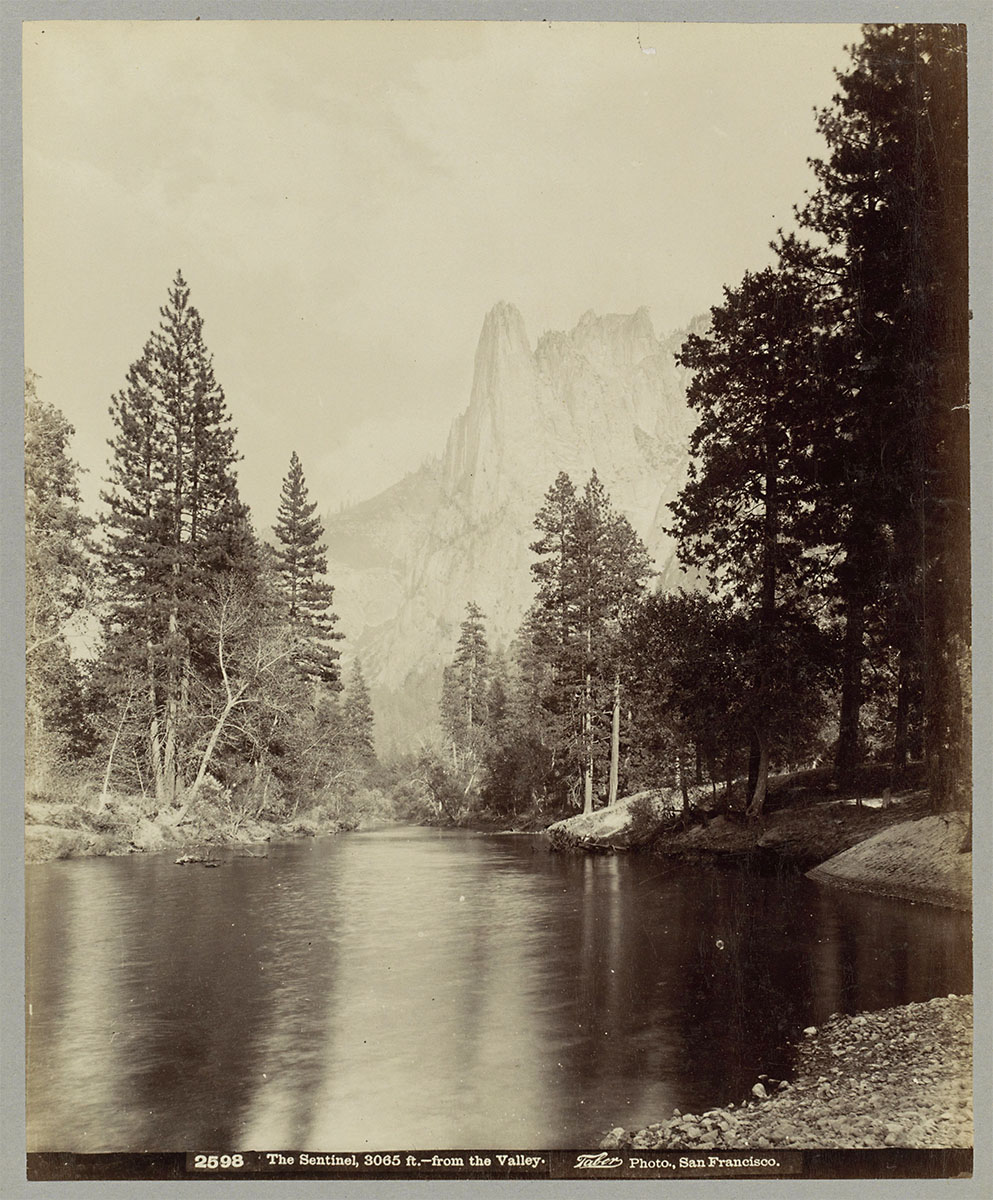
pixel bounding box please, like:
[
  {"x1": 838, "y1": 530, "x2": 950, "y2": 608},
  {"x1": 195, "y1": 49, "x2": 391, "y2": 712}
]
[
  {"x1": 622, "y1": 591, "x2": 728, "y2": 801},
  {"x1": 507, "y1": 608, "x2": 570, "y2": 793},
  {"x1": 25, "y1": 371, "x2": 96, "y2": 775},
  {"x1": 452, "y1": 602, "x2": 489, "y2": 731},
  {"x1": 342, "y1": 658, "x2": 376, "y2": 764},
  {"x1": 25, "y1": 371, "x2": 95, "y2": 653},
  {"x1": 525, "y1": 473, "x2": 580, "y2": 790},
  {"x1": 527, "y1": 470, "x2": 650, "y2": 813},
  {"x1": 440, "y1": 603, "x2": 492, "y2": 783},
  {"x1": 569, "y1": 472, "x2": 651, "y2": 811},
  {"x1": 100, "y1": 271, "x2": 255, "y2": 805},
  {"x1": 485, "y1": 650, "x2": 511, "y2": 747},
  {"x1": 797, "y1": 23, "x2": 970, "y2": 808},
  {"x1": 530, "y1": 471, "x2": 578, "y2": 654},
  {"x1": 439, "y1": 664, "x2": 465, "y2": 760},
  {"x1": 671, "y1": 262, "x2": 832, "y2": 814},
  {"x1": 272, "y1": 451, "x2": 342, "y2": 689}
]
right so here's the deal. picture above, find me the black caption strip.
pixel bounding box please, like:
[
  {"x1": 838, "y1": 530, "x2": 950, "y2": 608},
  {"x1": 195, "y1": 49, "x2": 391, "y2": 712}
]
[{"x1": 25, "y1": 1148, "x2": 972, "y2": 1181}]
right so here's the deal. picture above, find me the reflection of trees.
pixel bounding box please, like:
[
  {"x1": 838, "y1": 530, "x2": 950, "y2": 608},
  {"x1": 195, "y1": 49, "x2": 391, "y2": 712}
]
[
  {"x1": 643, "y1": 864, "x2": 816, "y2": 1111},
  {"x1": 27, "y1": 866, "x2": 100, "y2": 1150},
  {"x1": 120, "y1": 857, "x2": 307, "y2": 1147},
  {"x1": 28, "y1": 860, "x2": 178, "y2": 1151},
  {"x1": 566, "y1": 854, "x2": 690, "y2": 1128},
  {"x1": 25, "y1": 837, "x2": 973, "y2": 1153},
  {"x1": 809, "y1": 887, "x2": 971, "y2": 1022},
  {"x1": 109, "y1": 855, "x2": 292, "y2": 1148},
  {"x1": 300, "y1": 833, "x2": 556, "y2": 1148},
  {"x1": 665, "y1": 870, "x2": 971, "y2": 1110},
  {"x1": 546, "y1": 854, "x2": 967, "y2": 1121},
  {"x1": 26, "y1": 853, "x2": 324, "y2": 1150},
  {"x1": 233, "y1": 848, "x2": 345, "y2": 1148}
]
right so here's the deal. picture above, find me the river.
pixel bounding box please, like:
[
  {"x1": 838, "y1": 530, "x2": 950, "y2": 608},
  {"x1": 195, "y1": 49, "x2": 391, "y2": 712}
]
[{"x1": 26, "y1": 826, "x2": 970, "y2": 1151}]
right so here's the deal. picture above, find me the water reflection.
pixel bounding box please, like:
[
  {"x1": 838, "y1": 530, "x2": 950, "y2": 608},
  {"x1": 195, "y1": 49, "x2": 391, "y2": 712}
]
[
  {"x1": 241, "y1": 832, "x2": 559, "y2": 1147},
  {"x1": 26, "y1": 830, "x2": 970, "y2": 1150}
]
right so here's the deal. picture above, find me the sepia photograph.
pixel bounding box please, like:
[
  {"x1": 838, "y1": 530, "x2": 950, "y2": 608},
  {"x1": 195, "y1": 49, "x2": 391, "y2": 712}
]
[{"x1": 8, "y1": 1, "x2": 986, "y2": 1187}]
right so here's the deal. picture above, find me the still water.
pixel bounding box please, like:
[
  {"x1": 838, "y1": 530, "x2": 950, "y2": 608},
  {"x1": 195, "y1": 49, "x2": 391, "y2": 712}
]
[{"x1": 26, "y1": 827, "x2": 970, "y2": 1151}]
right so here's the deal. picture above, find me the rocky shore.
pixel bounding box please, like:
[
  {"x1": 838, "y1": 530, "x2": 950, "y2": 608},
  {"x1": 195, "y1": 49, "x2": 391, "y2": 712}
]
[
  {"x1": 24, "y1": 792, "x2": 361, "y2": 864},
  {"x1": 602, "y1": 994, "x2": 973, "y2": 1151}
]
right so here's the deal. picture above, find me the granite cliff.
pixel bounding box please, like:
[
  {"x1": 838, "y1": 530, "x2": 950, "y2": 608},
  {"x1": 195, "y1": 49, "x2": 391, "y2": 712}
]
[{"x1": 324, "y1": 302, "x2": 703, "y2": 753}]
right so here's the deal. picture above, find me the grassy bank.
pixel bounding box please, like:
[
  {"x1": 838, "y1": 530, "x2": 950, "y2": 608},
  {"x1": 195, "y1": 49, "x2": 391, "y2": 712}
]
[
  {"x1": 648, "y1": 788, "x2": 936, "y2": 871},
  {"x1": 547, "y1": 783, "x2": 937, "y2": 865},
  {"x1": 602, "y1": 994, "x2": 973, "y2": 1151},
  {"x1": 24, "y1": 787, "x2": 393, "y2": 864},
  {"x1": 805, "y1": 812, "x2": 971, "y2": 911}
]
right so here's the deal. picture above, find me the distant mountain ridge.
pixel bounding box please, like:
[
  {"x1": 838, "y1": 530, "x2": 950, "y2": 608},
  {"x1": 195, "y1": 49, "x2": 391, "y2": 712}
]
[{"x1": 323, "y1": 302, "x2": 704, "y2": 754}]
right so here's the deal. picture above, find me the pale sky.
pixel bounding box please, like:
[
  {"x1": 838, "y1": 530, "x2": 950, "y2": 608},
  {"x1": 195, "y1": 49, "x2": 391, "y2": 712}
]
[{"x1": 23, "y1": 19, "x2": 859, "y2": 530}]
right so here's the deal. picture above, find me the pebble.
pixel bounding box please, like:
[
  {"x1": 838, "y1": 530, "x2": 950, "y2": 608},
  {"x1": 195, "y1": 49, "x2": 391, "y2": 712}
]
[{"x1": 601, "y1": 995, "x2": 972, "y2": 1152}]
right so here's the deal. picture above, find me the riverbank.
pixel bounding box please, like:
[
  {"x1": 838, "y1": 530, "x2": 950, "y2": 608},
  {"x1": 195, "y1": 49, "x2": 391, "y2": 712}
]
[
  {"x1": 24, "y1": 789, "x2": 383, "y2": 864},
  {"x1": 601, "y1": 994, "x2": 973, "y2": 1151},
  {"x1": 545, "y1": 770, "x2": 972, "y2": 911},
  {"x1": 547, "y1": 774, "x2": 936, "y2": 867},
  {"x1": 649, "y1": 789, "x2": 939, "y2": 871},
  {"x1": 806, "y1": 812, "x2": 971, "y2": 911}
]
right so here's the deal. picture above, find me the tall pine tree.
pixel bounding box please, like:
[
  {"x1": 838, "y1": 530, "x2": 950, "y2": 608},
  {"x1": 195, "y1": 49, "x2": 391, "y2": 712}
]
[
  {"x1": 528, "y1": 470, "x2": 650, "y2": 813},
  {"x1": 452, "y1": 602, "x2": 489, "y2": 732},
  {"x1": 671, "y1": 261, "x2": 833, "y2": 814},
  {"x1": 440, "y1": 603, "x2": 491, "y2": 779},
  {"x1": 569, "y1": 472, "x2": 651, "y2": 811},
  {"x1": 530, "y1": 471, "x2": 579, "y2": 653},
  {"x1": 100, "y1": 270, "x2": 255, "y2": 805},
  {"x1": 797, "y1": 23, "x2": 970, "y2": 808},
  {"x1": 272, "y1": 451, "x2": 342, "y2": 689}
]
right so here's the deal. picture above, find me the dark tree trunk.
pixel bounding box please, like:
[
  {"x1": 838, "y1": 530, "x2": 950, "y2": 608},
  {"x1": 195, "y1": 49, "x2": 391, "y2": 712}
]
[
  {"x1": 893, "y1": 644, "x2": 911, "y2": 772},
  {"x1": 724, "y1": 745, "x2": 735, "y2": 813},
  {"x1": 746, "y1": 728, "x2": 770, "y2": 818},
  {"x1": 922, "y1": 31, "x2": 971, "y2": 814},
  {"x1": 836, "y1": 594, "x2": 864, "y2": 790},
  {"x1": 748, "y1": 429, "x2": 778, "y2": 815},
  {"x1": 707, "y1": 746, "x2": 718, "y2": 805},
  {"x1": 607, "y1": 674, "x2": 620, "y2": 806},
  {"x1": 677, "y1": 749, "x2": 690, "y2": 820},
  {"x1": 747, "y1": 736, "x2": 760, "y2": 799}
]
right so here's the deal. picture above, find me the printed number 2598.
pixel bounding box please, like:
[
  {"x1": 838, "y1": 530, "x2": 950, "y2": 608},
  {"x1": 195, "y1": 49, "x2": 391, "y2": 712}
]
[{"x1": 193, "y1": 1154, "x2": 244, "y2": 1169}]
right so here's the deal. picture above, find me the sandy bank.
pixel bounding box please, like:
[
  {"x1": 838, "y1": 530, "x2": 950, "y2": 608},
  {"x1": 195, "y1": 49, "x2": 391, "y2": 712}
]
[
  {"x1": 806, "y1": 813, "x2": 971, "y2": 911},
  {"x1": 602, "y1": 994, "x2": 973, "y2": 1151}
]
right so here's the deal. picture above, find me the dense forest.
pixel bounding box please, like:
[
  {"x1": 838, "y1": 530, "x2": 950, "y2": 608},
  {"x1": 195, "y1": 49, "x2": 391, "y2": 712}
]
[{"x1": 25, "y1": 25, "x2": 969, "y2": 842}]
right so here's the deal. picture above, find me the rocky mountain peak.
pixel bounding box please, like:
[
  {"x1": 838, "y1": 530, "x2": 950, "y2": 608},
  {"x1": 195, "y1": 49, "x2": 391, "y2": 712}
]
[
  {"x1": 324, "y1": 301, "x2": 702, "y2": 753},
  {"x1": 568, "y1": 306, "x2": 658, "y2": 373},
  {"x1": 470, "y1": 302, "x2": 532, "y2": 398},
  {"x1": 443, "y1": 302, "x2": 538, "y2": 495}
]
